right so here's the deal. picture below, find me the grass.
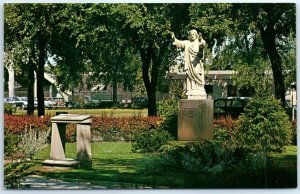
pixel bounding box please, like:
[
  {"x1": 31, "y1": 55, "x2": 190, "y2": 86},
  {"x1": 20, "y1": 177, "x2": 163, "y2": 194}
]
[
  {"x1": 25, "y1": 142, "x2": 297, "y2": 189},
  {"x1": 15, "y1": 108, "x2": 148, "y2": 117}
]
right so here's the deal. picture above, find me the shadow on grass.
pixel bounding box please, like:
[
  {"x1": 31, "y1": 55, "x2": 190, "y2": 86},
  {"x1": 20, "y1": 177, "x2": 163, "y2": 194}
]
[
  {"x1": 29, "y1": 157, "x2": 297, "y2": 189},
  {"x1": 37, "y1": 157, "x2": 173, "y2": 189},
  {"x1": 27, "y1": 143, "x2": 297, "y2": 189}
]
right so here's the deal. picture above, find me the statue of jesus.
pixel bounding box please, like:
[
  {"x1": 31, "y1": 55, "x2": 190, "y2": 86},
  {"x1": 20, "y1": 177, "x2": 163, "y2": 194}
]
[{"x1": 171, "y1": 30, "x2": 207, "y2": 99}]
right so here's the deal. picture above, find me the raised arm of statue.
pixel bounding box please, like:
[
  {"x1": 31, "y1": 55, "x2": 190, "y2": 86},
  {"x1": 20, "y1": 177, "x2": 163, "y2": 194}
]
[
  {"x1": 171, "y1": 32, "x2": 186, "y2": 48},
  {"x1": 171, "y1": 32, "x2": 175, "y2": 39}
]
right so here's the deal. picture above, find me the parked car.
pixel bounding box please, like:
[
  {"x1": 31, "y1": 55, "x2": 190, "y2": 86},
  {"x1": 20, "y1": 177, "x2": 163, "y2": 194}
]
[
  {"x1": 52, "y1": 97, "x2": 65, "y2": 107},
  {"x1": 214, "y1": 97, "x2": 252, "y2": 119},
  {"x1": 44, "y1": 97, "x2": 57, "y2": 109},
  {"x1": 65, "y1": 101, "x2": 81, "y2": 109},
  {"x1": 23, "y1": 98, "x2": 38, "y2": 109},
  {"x1": 131, "y1": 97, "x2": 148, "y2": 109},
  {"x1": 4, "y1": 96, "x2": 28, "y2": 109}
]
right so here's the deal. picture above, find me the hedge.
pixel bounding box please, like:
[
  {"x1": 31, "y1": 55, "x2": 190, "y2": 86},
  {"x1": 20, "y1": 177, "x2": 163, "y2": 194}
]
[{"x1": 4, "y1": 114, "x2": 162, "y2": 142}]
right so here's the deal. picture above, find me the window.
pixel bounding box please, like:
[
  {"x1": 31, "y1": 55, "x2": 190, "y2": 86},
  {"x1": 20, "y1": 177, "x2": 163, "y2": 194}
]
[
  {"x1": 215, "y1": 100, "x2": 225, "y2": 107},
  {"x1": 227, "y1": 85, "x2": 237, "y2": 96}
]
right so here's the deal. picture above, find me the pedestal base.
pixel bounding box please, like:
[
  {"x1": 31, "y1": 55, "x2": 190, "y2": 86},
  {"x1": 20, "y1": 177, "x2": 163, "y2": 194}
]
[
  {"x1": 178, "y1": 99, "x2": 213, "y2": 141},
  {"x1": 42, "y1": 158, "x2": 80, "y2": 168},
  {"x1": 186, "y1": 87, "x2": 207, "y2": 100}
]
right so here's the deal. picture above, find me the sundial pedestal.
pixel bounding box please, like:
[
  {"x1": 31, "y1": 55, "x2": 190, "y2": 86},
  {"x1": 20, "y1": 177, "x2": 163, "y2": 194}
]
[{"x1": 43, "y1": 114, "x2": 92, "y2": 168}]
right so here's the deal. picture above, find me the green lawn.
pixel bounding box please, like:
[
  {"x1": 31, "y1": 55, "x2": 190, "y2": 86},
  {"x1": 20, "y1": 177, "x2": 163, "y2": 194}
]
[
  {"x1": 15, "y1": 108, "x2": 148, "y2": 117},
  {"x1": 27, "y1": 142, "x2": 297, "y2": 189}
]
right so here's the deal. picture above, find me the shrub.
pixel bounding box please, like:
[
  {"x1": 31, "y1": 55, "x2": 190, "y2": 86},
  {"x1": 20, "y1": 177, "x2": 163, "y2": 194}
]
[
  {"x1": 291, "y1": 120, "x2": 297, "y2": 145},
  {"x1": 4, "y1": 114, "x2": 50, "y2": 134},
  {"x1": 214, "y1": 116, "x2": 239, "y2": 130},
  {"x1": 157, "y1": 98, "x2": 178, "y2": 119},
  {"x1": 131, "y1": 129, "x2": 174, "y2": 153},
  {"x1": 157, "y1": 141, "x2": 247, "y2": 174},
  {"x1": 213, "y1": 116, "x2": 239, "y2": 147},
  {"x1": 4, "y1": 114, "x2": 162, "y2": 144},
  {"x1": 4, "y1": 103, "x2": 16, "y2": 115},
  {"x1": 4, "y1": 115, "x2": 51, "y2": 160},
  {"x1": 4, "y1": 162, "x2": 30, "y2": 189},
  {"x1": 157, "y1": 98, "x2": 178, "y2": 139},
  {"x1": 91, "y1": 116, "x2": 162, "y2": 142},
  {"x1": 4, "y1": 132, "x2": 21, "y2": 160},
  {"x1": 157, "y1": 81, "x2": 185, "y2": 140},
  {"x1": 236, "y1": 97, "x2": 292, "y2": 154},
  {"x1": 66, "y1": 124, "x2": 77, "y2": 142},
  {"x1": 18, "y1": 127, "x2": 50, "y2": 159}
]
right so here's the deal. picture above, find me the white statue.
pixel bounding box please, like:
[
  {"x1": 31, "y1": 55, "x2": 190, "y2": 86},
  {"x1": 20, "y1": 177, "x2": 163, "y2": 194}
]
[{"x1": 172, "y1": 30, "x2": 207, "y2": 99}]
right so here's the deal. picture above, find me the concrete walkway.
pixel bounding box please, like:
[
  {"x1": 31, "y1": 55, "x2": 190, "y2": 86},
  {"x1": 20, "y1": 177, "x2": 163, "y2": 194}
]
[
  {"x1": 21, "y1": 175, "x2": 107, "y2": 189},
  {"x1": 21, "y1": 175, "x2": 168, "y2": 189}
]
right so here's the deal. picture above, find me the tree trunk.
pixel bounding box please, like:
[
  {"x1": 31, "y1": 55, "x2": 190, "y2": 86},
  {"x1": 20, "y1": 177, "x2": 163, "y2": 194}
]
[
  {"x1": 37, "y1": 37, "x2": 46, "y2": 116},
  {"x1": 27, "y1": 63, "x2": 35, "y2": 116},
  {"x1": 146, "y1": 85, "x2": 157, "y2": 116},
  {"x1": 140, "y1": 46, "x2": 157, "y2": 116},
  {"x1": 260, "y1": 27, "x2": 286, "y2": 107},
  {"x1": 112, "y1": 70, "x2": 118, "y2": 107}
]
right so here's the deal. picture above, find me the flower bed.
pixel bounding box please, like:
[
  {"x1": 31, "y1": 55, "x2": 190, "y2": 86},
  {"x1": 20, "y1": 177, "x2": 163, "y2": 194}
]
[
  {"x1": 91, "y1": 116, "x2": 162, "y2": 142},
  {"x1": 4, "y1": 114, "x2": 51, "y2": 134},
  {"x1": 4, "y1": 114, "x2": 162, "y2": 142}
]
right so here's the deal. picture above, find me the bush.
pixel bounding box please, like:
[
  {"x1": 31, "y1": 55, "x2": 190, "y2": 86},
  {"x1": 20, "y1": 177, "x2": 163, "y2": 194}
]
[
  {"x1": 156, "y1": 141, "x2": 248, "y2": 174},
  {"x1": 214, "y1": 116, "x2": 239, "y2": 130},
  {"x1": 4, "y1": 162, "x2": 30, "y2": 189},
  {"x1": 18, "y1": 127, "x2": 50, "y2": 159},
  {"x1": 91, "y1": 116, "x2": 162, "y2": 142},
  {"x1": 4, "y1": 132, "x2": 21, "y2": 160},
  {"x1": 131, "y1": 129, "x2": 174, "y2": 153},
  {"x1": 291, "y1": 120, "x2": 297, "y2": 145},
  {"x1": 157, "y1": 98, "x2": 178, "y2": 139},
  {"x1": 66, "y1": 124, "x2": 77, "y2": 142},
  {"x1": 4, "y1": 114, "x2": 50, "y2": 134},
  {"x1": 4, "y1": 114, "x2": 162, "y2": 143},
  {"x1": 213, "y1": 116, "x2": 239, "y2": 147},
  {"x1": 157, "y1": 81, "x2": 185, "y2": 140},
  {"x1": 4, "y1": 103, "x2": 16, "y2": 115},
  {"x1": 4, "y1": 115, "x2": 51, "y2": 160},
  {"x1": 236, "y1": 97, "x2": 292, "y2": 154}
]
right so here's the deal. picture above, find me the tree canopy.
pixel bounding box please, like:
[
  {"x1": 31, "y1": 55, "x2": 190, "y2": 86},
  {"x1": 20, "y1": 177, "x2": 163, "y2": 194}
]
[
  {"x1": 4, "y1": 3, "x2": 296, "y2": 116},
  {"x1": 5, "y1": 4, "x2": 64, "y2": 116},
  {"x1": 189, "y1": 3, "x2": 296, "y2": 104}
]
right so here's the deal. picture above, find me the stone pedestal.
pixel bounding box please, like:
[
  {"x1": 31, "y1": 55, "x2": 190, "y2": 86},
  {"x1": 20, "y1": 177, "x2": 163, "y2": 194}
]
[
  {"x1": 186, "y1": 87, "x2": 207, "y2": 100},
  {"x1": 43, "y1": 114, "x2": 92, "y2": 168},
  {"x1": 178, "y1": 99, "x2": 213, "y2": 141}
]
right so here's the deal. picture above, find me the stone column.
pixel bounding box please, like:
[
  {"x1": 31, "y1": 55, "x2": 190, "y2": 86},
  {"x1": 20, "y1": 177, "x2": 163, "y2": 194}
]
[
  {"x1": 77, "y1": 122, "x2": 92, "y2": 167},
  {"x1": 50, "y1": 123, "x2": 67, "y2": 160},
  {"x1": 8, "y1": 67, "x2": 15, "y2": 98},
  {"x1": 49, "y1": 85, "x2": 53, "y2": 98},
  {"x1": 34, "y1": 72, "x2": 37, "y2": 98}
]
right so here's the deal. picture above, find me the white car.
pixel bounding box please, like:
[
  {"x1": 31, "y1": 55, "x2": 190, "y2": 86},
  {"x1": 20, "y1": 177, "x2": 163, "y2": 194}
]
[
  {"x1": 44, "y1": 99, "x2": 57, "y2": 109},
  {"x1": 4, "y1": 96, "x2": 28, "y2": 109}
]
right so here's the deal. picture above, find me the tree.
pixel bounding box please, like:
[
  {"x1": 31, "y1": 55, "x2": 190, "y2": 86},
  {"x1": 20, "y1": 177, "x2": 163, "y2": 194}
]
[
  {"x1": 46, "y1": 4, "x2": 140, "y2": 107},
  {"x1": 48, "y1": 4, "x2": 93, "y2": 94},
  {"x1": 254, "y1": 4, "x2": 296, "y2": 106},
  {"x1": 110, "y1": 4, "x2": 188, "y2": 116},
  {"x1": 6, "y1": 4, "x2": 192, "y2": 117},
  {"x1": 237, "y1": 97, "x2": 292, "y2": 154},
  {"x1": 5, "y1": 4, "x2": 36, "y2": 115},
  {"x1": 189, "y1": 3, "x2": 296, "y2": 106},
  {"x1": 4, "y1": 4, "x2": 64, "y2": 116},
  {"x1": 80, "y1": 4, "x2": 140, "y2": 106}
]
